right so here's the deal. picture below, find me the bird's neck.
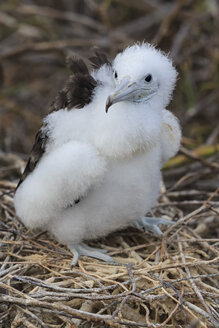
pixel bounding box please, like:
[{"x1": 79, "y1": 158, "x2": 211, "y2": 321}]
[{"x1": 91, "y1": 101, "x2": 163, "y2": 159}]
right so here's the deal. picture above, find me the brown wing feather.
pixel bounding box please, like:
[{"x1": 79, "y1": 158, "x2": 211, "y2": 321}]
[
  {"x1": 17, "y1": 57, "x2": 97, "y2": 189},
  {"x1": 89, "y1": 51, "x2": 111, "y2": 69},
  {"x1": 66, "y1": 57, "x2": 89, "y2": 75},
  {"x1": 16, "y1": 129, "x2": 48, "y2": 189}
]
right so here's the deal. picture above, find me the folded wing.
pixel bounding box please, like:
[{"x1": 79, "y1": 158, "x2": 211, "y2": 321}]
[
  {"x1": 161, "y1": 109, "x2": 181, "y2": 164},
  {"x1": 14, "y1": 141, "x2": 106, "y2": 228}
]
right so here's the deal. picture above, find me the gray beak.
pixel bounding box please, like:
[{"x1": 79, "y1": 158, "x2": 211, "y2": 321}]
[{"x1": 105, "y1": 77, "x2": 139, "y2": 113}]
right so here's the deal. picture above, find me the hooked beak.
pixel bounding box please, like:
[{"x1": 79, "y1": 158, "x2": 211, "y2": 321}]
[{"x1": 106, "y1": 77, "x2": 139, "y2": 113}]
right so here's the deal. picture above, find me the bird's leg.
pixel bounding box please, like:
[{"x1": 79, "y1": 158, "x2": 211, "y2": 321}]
[
  {"x1": 135, "y1": 216, "x2": 173, "y2": 235},
  {"x1": 68, "y1": 243, "x2": 114, "y2": 267}
]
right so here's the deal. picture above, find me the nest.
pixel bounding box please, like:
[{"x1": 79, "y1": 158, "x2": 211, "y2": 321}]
[{"x1": 0, "y1": 151, "x2": 219, "y2": 328}]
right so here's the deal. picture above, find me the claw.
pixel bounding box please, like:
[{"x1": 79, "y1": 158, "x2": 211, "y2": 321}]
[
  {"x1": 135, "y1": 216, "x2": 173, "y2": 236},
  {"x1": 68, "y1": 243, "x2": 114, "y2": 267}
]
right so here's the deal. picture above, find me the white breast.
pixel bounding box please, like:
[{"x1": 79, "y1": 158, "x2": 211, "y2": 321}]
[{"x1": 48, "y1": 145, "x2": 161, "y2": 244}]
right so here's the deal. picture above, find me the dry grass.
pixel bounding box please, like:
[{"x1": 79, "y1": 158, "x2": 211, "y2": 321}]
[{"x1": 0, "y1": 151, "x2": 219, "y2": 327}]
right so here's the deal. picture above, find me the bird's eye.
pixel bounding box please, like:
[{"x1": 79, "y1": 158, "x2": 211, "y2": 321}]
[
  {"x1": 145, "y1": 74, "x2": 152, "y2": 82},
  {"x1": 114, "y1": 71, "x2": 118, "y2": 79}
]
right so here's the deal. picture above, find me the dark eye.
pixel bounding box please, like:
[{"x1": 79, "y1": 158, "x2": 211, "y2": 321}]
[
  {"x1": 114, "y1": 71, "x2": 118, "y2": 79},
  {"x1": 145, "y1": 74, "x2": 152, "y2": 82}
]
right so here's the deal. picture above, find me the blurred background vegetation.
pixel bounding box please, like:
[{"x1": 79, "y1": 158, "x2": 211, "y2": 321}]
[{"x1": 0, "y1": 0, "x2": 218, "y2": 156}]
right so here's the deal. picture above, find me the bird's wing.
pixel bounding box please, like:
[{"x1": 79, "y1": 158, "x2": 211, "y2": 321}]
[
  {"x1": 89, "y1": 50, "x2": 111, "y2": 69},
  {"x1": 14, "y1": 140, "x2": 106, "y2": 228},
  {"x1": 17, "y1": 53, "x2": 111, "y2": 189},
  {"x1": 160, "y1": 109, "x2": 181, "y2": 164},
  {"x1": 16, "y1": 128, "x2": 48, "y2": 189}
]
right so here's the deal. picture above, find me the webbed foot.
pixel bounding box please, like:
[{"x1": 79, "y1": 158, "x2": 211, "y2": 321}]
[
  {"x1": 135, "y1": 216, "x2": 173, "y2": 235},
  {"x1": 68, "y1": 242, "x2": 114, "y2": 267}
]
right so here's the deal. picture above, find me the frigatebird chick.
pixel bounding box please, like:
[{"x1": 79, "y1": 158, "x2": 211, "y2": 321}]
[{"x1": 14, "y1": 43, "x2": 181, "y2": 265}]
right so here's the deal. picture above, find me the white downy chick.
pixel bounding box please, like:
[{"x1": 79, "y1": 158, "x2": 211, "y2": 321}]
[{"x1": 14, "y1": 43, "x2": 181, "y2": 265}]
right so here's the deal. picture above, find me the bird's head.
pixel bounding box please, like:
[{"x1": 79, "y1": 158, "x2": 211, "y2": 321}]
[{"x1": 106, "y1": 43, "x2": 177, "y2": 112}]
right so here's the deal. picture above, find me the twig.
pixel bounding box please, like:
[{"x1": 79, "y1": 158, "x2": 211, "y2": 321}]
[
  {"x1": 0, "y1": 294, "x2": 153, "y2": 327},
  {"x1": 185, "y1": 302, "x2": 219, "y2": 328},
  {"x1": 178, "y1": 241, "x2": 219, "y2": 327},
  {"x1": 112, "y1": 264, "x2": 136, "y2": 319}
]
